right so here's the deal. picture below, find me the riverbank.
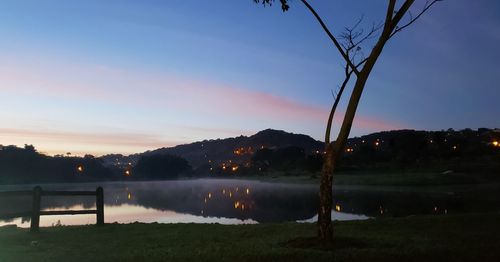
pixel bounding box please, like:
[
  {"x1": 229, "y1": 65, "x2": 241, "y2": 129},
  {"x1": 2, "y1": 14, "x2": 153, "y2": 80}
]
[{"x1": 1, "y1": 212, "x2": 499, "y2": 261}]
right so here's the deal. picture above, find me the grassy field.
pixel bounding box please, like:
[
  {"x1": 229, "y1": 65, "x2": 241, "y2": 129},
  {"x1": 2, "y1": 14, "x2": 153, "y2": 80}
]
[{"x1": 1, "y1": 213, "x2": 499, "y2": 261}]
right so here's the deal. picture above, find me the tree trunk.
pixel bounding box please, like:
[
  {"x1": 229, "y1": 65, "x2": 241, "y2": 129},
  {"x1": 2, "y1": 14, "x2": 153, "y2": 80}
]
[{"x1": 318, "y1": 144, "x2": 335, "y2": 241}]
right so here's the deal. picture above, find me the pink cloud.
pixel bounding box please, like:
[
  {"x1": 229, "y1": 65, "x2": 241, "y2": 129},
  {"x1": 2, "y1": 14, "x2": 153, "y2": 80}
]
[
  {"x1": 0, "y1": 128, "x2": 168, "y2": 147},
  {"x1": 0, "y1": 56, "x2": 406, "y2": 155}
]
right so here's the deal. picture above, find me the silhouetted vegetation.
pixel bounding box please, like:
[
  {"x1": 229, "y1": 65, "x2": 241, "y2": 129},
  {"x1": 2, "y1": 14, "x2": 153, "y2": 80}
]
[
  {"x1": 0, "y1": 145, "x2": 192, "y2": 184},
  {"x1": 132, "y1": 154, "x2": 192, "y2": 180},
  {"x1": 1, "y1": 128, "x2": 498, "y2": 184},
  {"x1": 0, "y1": 145, "x2": 115, "y2": 184},
  {"x1": 339, "y1": 129, "x2": 500, "y2": 173}
]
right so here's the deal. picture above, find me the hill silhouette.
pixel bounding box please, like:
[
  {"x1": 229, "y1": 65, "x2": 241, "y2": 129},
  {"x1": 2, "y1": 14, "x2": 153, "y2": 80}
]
[
  {"x1": 1, "y1": 128, "x2": 499, "y2": 184},
  {"x1": 101, "y1": 129, "x2": 324, "y2": 168}
]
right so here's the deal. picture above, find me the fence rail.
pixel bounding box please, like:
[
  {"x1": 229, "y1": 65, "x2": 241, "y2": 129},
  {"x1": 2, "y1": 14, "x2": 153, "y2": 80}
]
[{"x1": 0, "y1": 186, "x2": 104, "y2": 232}]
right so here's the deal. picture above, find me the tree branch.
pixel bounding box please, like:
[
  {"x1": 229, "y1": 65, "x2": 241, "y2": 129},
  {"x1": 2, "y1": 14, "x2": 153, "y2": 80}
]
[
  {"x1": 390, "y1": 0, "x2": 441, "y2": 38},
  {"x1": 300, "y1": 0, "x2": 360, "y2": 76},
  {"x1": 383, "y1": 0, "x2": 397, "y2": 33},
  {"x1": 390, "y1": 0, "x2": 415, "y2": 32},
  {"x1": 325, "y1": 65, "x2": 353, "y2": 144}
]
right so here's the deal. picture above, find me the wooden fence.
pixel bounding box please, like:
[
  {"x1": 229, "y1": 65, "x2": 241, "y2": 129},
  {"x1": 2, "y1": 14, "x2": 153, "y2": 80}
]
[{"x1": 0, "y1": 186, "x2": 104, "y2": 232}]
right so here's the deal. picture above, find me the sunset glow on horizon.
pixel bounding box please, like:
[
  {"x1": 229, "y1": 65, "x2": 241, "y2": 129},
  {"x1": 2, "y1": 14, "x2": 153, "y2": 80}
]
[{"x1": 1, "y1": 0, "x2": 498, "y2": 156}]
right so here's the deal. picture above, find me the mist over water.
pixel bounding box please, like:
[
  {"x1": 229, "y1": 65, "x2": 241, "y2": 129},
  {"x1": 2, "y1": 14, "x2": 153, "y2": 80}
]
[{"x1": 1, "y1": 179, "x2": 498, "y2": 228}]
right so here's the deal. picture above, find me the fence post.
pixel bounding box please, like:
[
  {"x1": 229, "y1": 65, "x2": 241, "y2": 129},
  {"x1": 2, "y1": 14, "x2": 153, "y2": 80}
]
[
  {"x1": 96, "y1": 187, "x2": 104, "y2": 225},
  {"x1": 30, "y1": 186, "x2": 42, "y2": 232}
]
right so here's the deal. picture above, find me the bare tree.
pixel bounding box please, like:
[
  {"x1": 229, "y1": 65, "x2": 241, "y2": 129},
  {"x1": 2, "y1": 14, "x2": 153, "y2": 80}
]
[{"x1": 255, "y1": 0, "x2": 441, "y2": 241}]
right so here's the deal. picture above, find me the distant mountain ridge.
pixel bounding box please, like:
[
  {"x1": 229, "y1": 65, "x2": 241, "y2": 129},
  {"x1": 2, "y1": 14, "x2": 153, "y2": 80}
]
[
  {"x1": 100, "y1": 129, "x2": 324, "y2": 168},
  {"x1": 100, "y1": 128, "x2": 500, "y2": 171}
]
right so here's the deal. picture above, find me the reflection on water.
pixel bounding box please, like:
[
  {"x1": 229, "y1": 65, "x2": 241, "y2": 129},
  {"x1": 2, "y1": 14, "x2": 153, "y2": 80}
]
[{"x1": 0, "y1": 179, "x2": 499, "y2": 228}]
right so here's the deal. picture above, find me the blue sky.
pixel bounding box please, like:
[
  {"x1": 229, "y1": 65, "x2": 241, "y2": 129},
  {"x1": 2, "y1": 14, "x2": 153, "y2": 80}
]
[{"x1": 0, "y1": 0, "x2": 499, "y2": 155}]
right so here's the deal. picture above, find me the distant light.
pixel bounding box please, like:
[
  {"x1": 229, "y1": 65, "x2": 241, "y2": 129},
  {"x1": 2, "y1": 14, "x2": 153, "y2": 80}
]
[
  {"x1": 335, "y1": 204, "x2": 341, "y2": 212},
  {"x1": 234, "y1": 201, "x2": 240, "y2": 209},
  {"x1": 77, "y1": 165, "x2": 83, "y2": 172},
  {"x1": 246, "y1": 188, "x2": 250, "y2": 195},
  {"x1": 232, "y1": 166, "x2": 238, "y2": 172},
  {"x1": 127, "y1": 192, "x2": 132, "y2": 200},
  {"x1": 493, "y1": 141, "x2": 499, "y2": 147},
  {"x1": 452, "y1": 145, "x2": 457, "y2": 150},
  {"x1": 375, "y1": 142, "x2": 380, "y2": 146},
  {"x1": 124, "y1": 170, "x2": 131, "y2": 176},
  {"x1": 208, "y1": 193, "x2": 212, "y2": 199}
]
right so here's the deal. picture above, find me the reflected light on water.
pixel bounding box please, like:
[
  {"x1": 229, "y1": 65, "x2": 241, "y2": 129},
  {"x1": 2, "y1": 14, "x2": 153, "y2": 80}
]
[
  {"x1": 2, "y1": 179, "x2": 480, "y2": 228},
  {"x1": 297, "y1": 210, "x2": 369, "y2": 223},
  {"x1": 0, "y1": 204, "x2": 259, "y2": 228}
]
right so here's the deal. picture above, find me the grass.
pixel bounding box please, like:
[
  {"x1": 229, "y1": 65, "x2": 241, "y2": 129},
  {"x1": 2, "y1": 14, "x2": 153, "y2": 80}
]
[{"x1": 1, "y1": 213, "x2": 499, "y2": 261}]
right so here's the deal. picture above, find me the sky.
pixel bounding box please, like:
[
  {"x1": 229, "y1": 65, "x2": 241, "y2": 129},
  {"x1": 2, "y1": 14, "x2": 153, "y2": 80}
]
[{"x1": 0, "y1": 0, "x2": 499, "y2": 156}]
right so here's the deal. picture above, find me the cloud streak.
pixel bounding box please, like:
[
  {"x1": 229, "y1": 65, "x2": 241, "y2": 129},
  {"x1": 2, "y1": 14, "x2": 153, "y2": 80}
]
[{"x1": 0, "y1": 55, "x2": 405, "y2": 155}]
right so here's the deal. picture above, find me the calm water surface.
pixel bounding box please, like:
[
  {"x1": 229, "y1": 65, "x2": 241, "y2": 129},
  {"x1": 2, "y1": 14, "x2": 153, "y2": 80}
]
[{"x1": 0, "y1": 179, "x2": 498, "y2": 228}]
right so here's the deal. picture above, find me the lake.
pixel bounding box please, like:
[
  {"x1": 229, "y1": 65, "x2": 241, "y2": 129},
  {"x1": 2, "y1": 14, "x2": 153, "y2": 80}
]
[{"x1": 0, "y1": 179, "x2": 498, "y2": 228}]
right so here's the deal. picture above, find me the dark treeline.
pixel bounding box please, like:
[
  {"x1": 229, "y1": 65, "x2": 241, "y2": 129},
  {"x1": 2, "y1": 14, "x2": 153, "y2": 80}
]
[
  {"x1": 1, "y1": 128, "x2": 499, "y2": 184},
  {"x1": 132, "y1": 154, "x2": 192, "y2": 180},
  {"x1": 340, "y1": 129, "x2": 500, "y2": 173},
  {"x1": 251, "y1": 146, "x2": 322, "y2": 173},
  {"x1": 198, "y1": 128, "x2": 500, "y2": 176},
  {"x1": 0, "y1": 145, "x2": 192, "y2": 184},
  {"x1": 0, "y1": 145, "x2": 114, "y2": 184}
]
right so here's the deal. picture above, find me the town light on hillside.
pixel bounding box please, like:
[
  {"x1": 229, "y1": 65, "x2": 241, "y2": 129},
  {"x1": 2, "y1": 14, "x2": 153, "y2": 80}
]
[{"x1": 77, "y1": 165, "x2": 83, "y2": 172}]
